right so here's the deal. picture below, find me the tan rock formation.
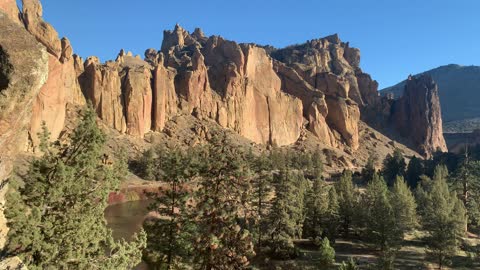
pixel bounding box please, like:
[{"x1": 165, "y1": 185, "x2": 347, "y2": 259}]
[
  {"x1": 0, "y1": 0, "x2": 20, "y2": 24},
  {"x1": 0, "y1": 9, "x2": 49, "y2": 254},
  {"x1": 21, "y1": 0, "x2": 62, "y2": 58},
  {"x1": 392, "y1": 75, "x2": 447, "y2": 157},
  {"x1": 81, "y1": 57, "x2": 126, "y2": 133}
]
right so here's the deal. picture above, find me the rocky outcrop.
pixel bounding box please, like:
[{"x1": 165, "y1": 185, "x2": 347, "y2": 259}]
[
  {"x1": 79, "y1": 26, "x2": 304, "y2": 146},
  {"x1": 391, "y1": 75, "x2": 447, "y2": 157},
  {"x1": 21, "y1": 0, "x2": 62, "y2": 58},
  {"x1": 270, "y1": 35, "x2": 377, "y2": 150},
  {"x1": 0, "y1": 8, "x2": 49, "y2": 257},
  {"x1": 0, "y1": 0, "x2": 20, "y2": 24}
]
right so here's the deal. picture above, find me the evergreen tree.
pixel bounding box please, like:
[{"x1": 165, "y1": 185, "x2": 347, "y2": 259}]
[
  {"x1": 451, "y1": 160, "x2": 480, "y2": 230},
  {"x1": 382, "y1": 149, "x2": 406, "y2": 186},
  {"x1": 405, "y1": 156, "x2": 424, "y2": 189},
  {"x1": 363, "y1": 173, "x2": 401, "y2": 270},
  {"x1": 251, "y1": 152, "x2": 273, "y2": 247},
  {"x1": 143, "y1": 147, "x2": 199, "y2": 269},
  {"x1": 267, "y1": 169, "x2": 302, "y2": 259},
  {"x1": 324, "y1": 186, "x2": 340, "y2": 242},
  {"x1": 138, "y1": 148, "x2": 156, "y2": 180},
  {"x1": 303, "y1": 178, "x2": 328, "y2": 242},
  {"x1": 361, "y1": 153, "x2": 377, "y2": 183},
  {"x1": 317, "y1": 238, "x2": 335, "y2": 267},
  {"x1": 192, "y1": 136, "x2": 255, "y2": 269},
  {"x1": 335, "y1": 171, "x2": 357, "y2": 238},
  {"x1": 312, "y1": 148, "x2": 324, "y2": 181},
  {"x1": 390, "y1": 176, "x2": 417, "y2": 233},
  {"x1": 5, "y1": 106, "x2": 146, "y2": 270},
  {"x1": 417, "y1": 166, "x2": 467, "y2": 269}
]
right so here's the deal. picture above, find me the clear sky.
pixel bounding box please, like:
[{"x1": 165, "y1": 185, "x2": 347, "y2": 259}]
[{"x1": 24, "y1": 0, "x2": 480, "y2": 88}]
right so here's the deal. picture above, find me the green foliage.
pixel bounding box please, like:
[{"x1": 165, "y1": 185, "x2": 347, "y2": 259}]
[
  {"x1": 363, "y1": 174, "x2": 402, "y2": 255},
  {"x1": 318, "y1": 238, "x2": 335, "y2": 267},
  {"x1": 312, "y1": 147, "x2": 324, "y2": 180},
  {"x1": 335, "y1": 171, "x2": 358, "y2": 238},
  {"x1": 5, "y1": 105, "x2": 146, "y2": 270},
  {"x1": 361, "y1": 153, "x2": 377, "y2": 183},
  {"x1": 303, "y1": 179, "x2": 339, "y2": 244},
  {"x1": 405, "y1": 156, "x2": 424, "y2": 189},
  {"x1": 192, "y1": 135, "x2": 255, "y2": 269},
  {"x1": 417, "y1": 166, "x2": 467, "y2": 269},
  {"x1": 338, "y1": 257, "x2": 359, "y2": 270},
  {"x1": 390, "y1": 176, "x2": 417, "y2": 233},
  {"x1": 267, "y1": 169, "x2": 306, "y2": 259},
  {"x1": 382, "y1": 149, "x2": 406, "y2": 186},
  {"x1": 143, "y1": 147, "x2": 200, "y2": 269},
  {"x1": 451, "y1": 160, "x2": 480, "y2": 229},
  {"x1": 250, "y1": 152, "x2": 274, "y2": 247}
]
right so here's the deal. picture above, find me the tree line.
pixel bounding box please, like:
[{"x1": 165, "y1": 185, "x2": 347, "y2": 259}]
[{"x1": 2, "y1": 104, "x2": 480, "y2": 269}]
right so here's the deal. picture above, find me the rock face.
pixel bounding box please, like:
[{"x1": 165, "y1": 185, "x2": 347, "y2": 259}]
[
  {"x1": 0, "y1": 0, "x2": 448, "y2": 157},
  {"x1": 0, "y1": 8, "x2": 49, "y2": 256},
  {"x1": 391, "y1": 75, "x2": 447, "y2": 157},
  {"x1": 79, "y1": 26, "x2": 304, "y2": 146},
  {"x1": 270, "y1": 35, "x2": 379, "y2": 150},
  {"x1": 11, "y1": 0, "x2": 85, "y2": 149}
]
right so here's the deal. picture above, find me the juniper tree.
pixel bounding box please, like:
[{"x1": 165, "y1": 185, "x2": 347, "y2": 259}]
[
  {"x1": 5, "y1": 106, "x2": 146, "y2": 270},
  {"x1": 417, "y1": 166, "x2": 467, "y2": 269},
  {"x1": 317, "y1": 237, "x2": 335, "y2": 267},
  {"x1": 324, "y1": 186, "x2": 340, "y2": 242},
  {"x1": 192, "y1": 136, "x2": 255, "y2": 269},
  {"x1": 143, "y1": 147, "x2": 199, "y2": 269}
]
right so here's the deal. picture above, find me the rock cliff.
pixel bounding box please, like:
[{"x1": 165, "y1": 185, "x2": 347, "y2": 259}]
[
  {"x1": 0, "y1": 9, "x2": 49, "y2": 262},
  {"x1": 0, "y1": 0, "x2": 447, "y2": 156},
  {"x1": 391, "y1": 75, "x2": 447, "y2": 156}
]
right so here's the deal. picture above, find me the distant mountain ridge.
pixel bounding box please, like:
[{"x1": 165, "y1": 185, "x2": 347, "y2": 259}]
[{"x1": 380, "y1": 64, "x2": 480, "y2": 126}]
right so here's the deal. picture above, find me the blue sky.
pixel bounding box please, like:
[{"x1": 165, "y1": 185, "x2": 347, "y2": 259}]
[{"x1": 23, "y1": 0, "x2": 480, "y2": 88}]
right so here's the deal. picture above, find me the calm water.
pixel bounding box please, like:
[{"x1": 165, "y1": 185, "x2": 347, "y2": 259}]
[{"x1": 104, "y1": 200, "x2": 152, "y2": 270}]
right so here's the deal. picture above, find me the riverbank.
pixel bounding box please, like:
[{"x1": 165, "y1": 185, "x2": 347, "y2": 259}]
[{"x1": 107, "y1": 175, "x2": 164, "y2": 205}]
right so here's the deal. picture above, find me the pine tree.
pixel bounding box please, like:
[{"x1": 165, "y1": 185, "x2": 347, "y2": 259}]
[
  {"x1": 390, "y1": 176, "x2": 417, "y2": 233},
  {"x1": 251, "y1": 152, "x2": 273, "y2": 247},
  {"x1": 267, "y1": 169, "x2": 301, "y2": 259},
  {"x1": 361, "y1": 153, "x2": 377, "y2": 183},
  {"x1": 138, "y1": 148, "x2": 156, "y2": 180},
  {"x1": 312, "y1": 148, "x2": 324, "y2": 181},
  {"x1": 143, "y1": 147, "x2": 199, "y2": 269},
  {"x1": 335, "y1": 170, "x2": 357, "y2": 238},
  {"x1": 405, "y1": 156, "x2": 424, "y2": 189},
  {"x1": 418, "y1": 166, "x2": 467, "y2": 269},
  {"x1": 382, "y1": 149, "x2": 406, "y2": 186},
  {"x1": 192, "y1": 136, "x2": 255, "y2": 269},
  {"x1": 324, "y1": 186, "x2": 340, "y2": 242},
  {"x1": 451, "y1": 160, "x2": 480, "y2": 230},
  {"x1": 303, "y1": 178, "x2": 328, "y2": 242},
  {"x1": 5, "y1": 105, "x2": 146, "y2": 270},
  {"x1": 363, "y1": 173, "x2": 402, "y2": 269},
  {"x1": 317, "y1": 237, "x2": 335, "y2": 267}
]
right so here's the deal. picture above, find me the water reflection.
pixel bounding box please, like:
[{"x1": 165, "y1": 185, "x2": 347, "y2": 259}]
[{"x1": 105, "y1": 200, "x2": 152, "y2": 270}]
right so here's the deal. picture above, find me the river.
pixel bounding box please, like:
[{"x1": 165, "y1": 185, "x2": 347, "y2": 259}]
[{"x1": 104, "y1": 200, "x2": 152, "y2": 270}]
